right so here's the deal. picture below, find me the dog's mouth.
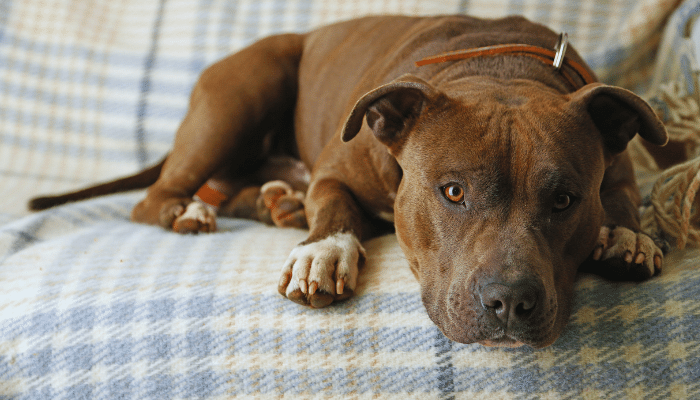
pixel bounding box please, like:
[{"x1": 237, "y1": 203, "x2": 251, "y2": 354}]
[
  {"x1": 479, "y1": 337, "x2": 526, "y2": 348},
  {"x1": 476, "y1": 327, "x2": 549, "y2": 348},
  {"x1": 434, "y1": 313, "x2": 555, "y2": 347},
  {"x1": 477, "y1": 325, "x2": 563, "y2": 348},
  {"x1": 435, "y1": 284, "x2": 560, "y2": 348},
  {"x1": 464, "y1": 323, "x2": 540, "y2": 348}
]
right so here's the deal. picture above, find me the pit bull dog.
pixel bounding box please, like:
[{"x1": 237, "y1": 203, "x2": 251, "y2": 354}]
[{"x1": 29, "y1": 15, "x2": 668, "y2": 348}]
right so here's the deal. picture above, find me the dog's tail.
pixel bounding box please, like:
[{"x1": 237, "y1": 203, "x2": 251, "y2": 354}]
[{"x1": 28, "y1": 157, "x2": 167, "y2": 211}]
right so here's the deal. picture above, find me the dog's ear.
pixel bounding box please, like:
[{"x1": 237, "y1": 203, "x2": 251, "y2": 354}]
[
  {"x1": 569, "y1": 83, "x2": 668, "y2": 154},
  {"x1": 341, "y1": 74, "x2": 444, "y2": 145}
]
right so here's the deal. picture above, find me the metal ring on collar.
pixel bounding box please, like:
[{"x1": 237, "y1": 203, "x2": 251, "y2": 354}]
[{"x1": 553, "y1": 32, "x2": 568, "y2": 70}]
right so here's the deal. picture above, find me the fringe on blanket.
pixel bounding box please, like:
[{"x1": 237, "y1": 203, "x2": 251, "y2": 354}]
[{"x1": 634, "y1": 81, "x2": 700, "y2": 249}]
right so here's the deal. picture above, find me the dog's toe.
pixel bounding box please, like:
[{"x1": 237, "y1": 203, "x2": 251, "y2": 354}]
[
  {"x1": 278, "y1": 232, "x2": 364, "y2": 307},
  {"x1": 286, "y1": 288, "x2": 310, "y2": 306},
  {"x1": 172, "y1": 202, "x2": 217, "y2": 233},
  {"x1": 592, "y1": 225, "x2": 663, "y2": 280},
  {"x1": 309, "y1": 291, "x2": 335, "y2": 308},
  {"x1": 635, "y1": 231, "x2": 664, "y2": 275}
]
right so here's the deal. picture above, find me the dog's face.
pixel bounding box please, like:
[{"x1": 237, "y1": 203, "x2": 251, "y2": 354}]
[
  {"x1": 392, "y1": 79, "x2": 608, "y2": 348},
  {"x1": 342, "y1": 74, "x2": 667, "y2": 348}
]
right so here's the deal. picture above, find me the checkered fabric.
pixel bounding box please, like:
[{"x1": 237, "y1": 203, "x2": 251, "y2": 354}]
[{"x1": 1, "y1": 0, "x2": 699, "y2": 399}]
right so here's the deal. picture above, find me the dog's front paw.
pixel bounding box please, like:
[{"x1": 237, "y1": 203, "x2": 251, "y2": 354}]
[
  {"x1": 592, "y1": 225, "x2": 663, "y2": 280},
  {"x1": 278, "y1": 232, "x2": 365, "y2": 308},
  {"x1": 171, "y1": 202, "x2": 217, "y2": 233}
]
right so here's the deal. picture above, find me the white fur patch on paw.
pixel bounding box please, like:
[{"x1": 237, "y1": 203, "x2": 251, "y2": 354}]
[
  {"x1": 592, "y1": 226, "x2": 663, "y2": 277},
  {"x1": 172, "y1": 201, "x2": 217, "y2": 233},
  {"x1": 278, "y1": 232, "x2": 365, "y2": 307}
]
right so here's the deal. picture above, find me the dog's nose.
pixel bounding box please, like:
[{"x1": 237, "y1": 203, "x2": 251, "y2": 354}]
[{"x1": 479, "y1": 280, "x2": 539, "y2": 324}]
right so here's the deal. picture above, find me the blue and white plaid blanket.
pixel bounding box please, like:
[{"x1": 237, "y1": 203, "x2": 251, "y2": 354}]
[{"x1": 2, "y1": 0, "x2": 699, "y2": 398}]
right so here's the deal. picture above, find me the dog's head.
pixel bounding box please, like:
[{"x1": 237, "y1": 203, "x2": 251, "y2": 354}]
[{"x1": 342, "y1": 74, "x2": 667, "y2": 348}]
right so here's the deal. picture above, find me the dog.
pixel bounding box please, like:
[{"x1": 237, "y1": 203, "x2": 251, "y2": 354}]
[{"x1": 29, "y1": 15, "x2": 668, "y2": 348}]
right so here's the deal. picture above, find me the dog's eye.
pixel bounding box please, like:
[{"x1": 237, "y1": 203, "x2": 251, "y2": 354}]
[
  {"x1": 443, "y1": 184, "x2": 465, "y2": 204},
  {"x1": 553, "y1": 194, "x2": 572, "y2": 211}
]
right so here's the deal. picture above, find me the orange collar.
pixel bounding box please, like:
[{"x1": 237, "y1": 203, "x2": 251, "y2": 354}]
[{"x1": 415, "y1": 33, "x2": 595, "y2": 90}]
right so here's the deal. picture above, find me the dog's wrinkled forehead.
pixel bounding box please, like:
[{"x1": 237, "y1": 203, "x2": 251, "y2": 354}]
[
  {"x1": 437, "y1": 76, "x2": 564, "y2": 105},
  {"x1": 404, "y1": 79, "x2": 601, "y2": 182}
]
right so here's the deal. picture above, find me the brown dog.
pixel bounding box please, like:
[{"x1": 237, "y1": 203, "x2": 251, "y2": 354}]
[{"x1": 30, "y1": 15, "x2": 668, "y2": 348}]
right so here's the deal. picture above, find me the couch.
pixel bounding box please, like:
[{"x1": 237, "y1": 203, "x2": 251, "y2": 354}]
[{"x1": 1, "y1": 0, "x2": 699, "y2": 398}]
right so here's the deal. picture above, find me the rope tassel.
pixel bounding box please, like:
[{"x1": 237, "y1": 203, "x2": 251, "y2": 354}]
[
  {"x1": 642, "y1": 159, "x2": 700, "y2": 249},
  {"x1": 640, "y1": 81, "x2": 700, "y2": 250}
]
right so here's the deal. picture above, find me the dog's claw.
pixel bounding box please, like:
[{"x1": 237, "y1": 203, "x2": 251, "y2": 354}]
[
  {"x1": 336, "y1": 278, "x2": 345, "y2": 295},
  {"x1": 278, "y1": 232, "x2": 364, "y2": 308},
  {"x1": 592, "y1": 225, "x2": 663, "y2": 280}
]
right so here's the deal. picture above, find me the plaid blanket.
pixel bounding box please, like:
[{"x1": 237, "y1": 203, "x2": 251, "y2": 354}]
[{"x1": 1, "y1": 0, "x2": 699, "y2": 398}]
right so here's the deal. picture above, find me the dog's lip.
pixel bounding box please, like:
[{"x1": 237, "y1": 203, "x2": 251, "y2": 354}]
[
  {"x1": 477, "y1": 329, "x2": 539, "y2": 348},
  {"x1": 435, "y1": 319, "x2": 551, "y2": 348},
  {"x1": 440, "y1": 306, "x2": 552, "y2": 348},
  {"x1": 479, "y1": 337, "x2": 526, "y2": 348}
]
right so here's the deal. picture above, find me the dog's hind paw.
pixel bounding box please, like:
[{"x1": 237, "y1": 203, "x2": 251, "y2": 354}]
[
  {"x1": 278, "y1": 232, "x2": 365, "y2": 308},
  {"x1": 257, "y1": 180, "x2": 307, "y2": 228},
  {"x1": 172, "y1": 201, "x2": 217, "y2": 233},
  {"x1": 591, "y1": 225, "x2": 663, "y2": 280}
]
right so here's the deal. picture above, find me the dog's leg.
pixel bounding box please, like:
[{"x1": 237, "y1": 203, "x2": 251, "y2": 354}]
[
  {"x1": 589, "y1": 153, "x2": 664, "y2": 280},
  {"x1": 275, "y1": 75, "x2": 436, "y2": 307},
  {"x1": 130, "y1": 33, "x2": 305, "y2": 233},
  {"x1": 278, "y1": 178, "x2": 372, "y2": 308}
]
